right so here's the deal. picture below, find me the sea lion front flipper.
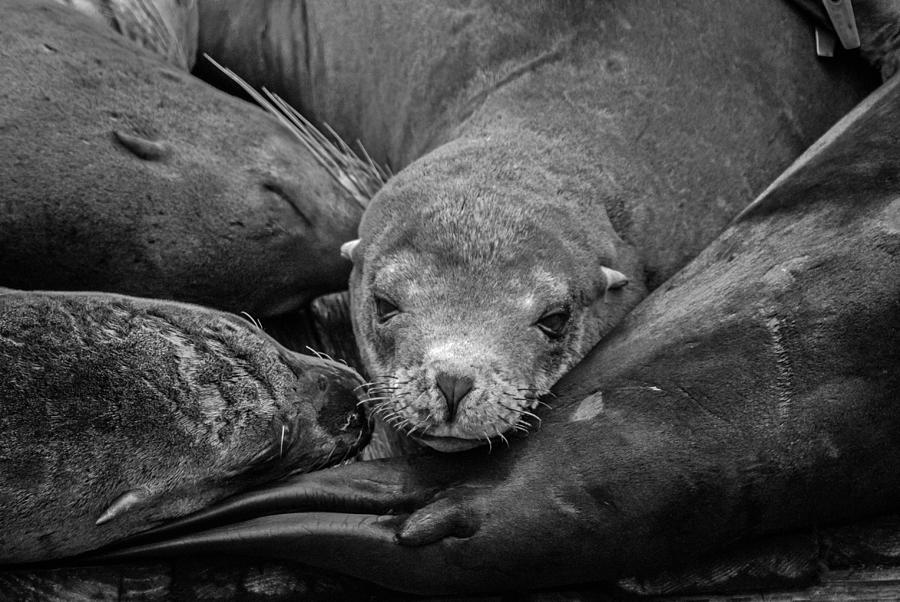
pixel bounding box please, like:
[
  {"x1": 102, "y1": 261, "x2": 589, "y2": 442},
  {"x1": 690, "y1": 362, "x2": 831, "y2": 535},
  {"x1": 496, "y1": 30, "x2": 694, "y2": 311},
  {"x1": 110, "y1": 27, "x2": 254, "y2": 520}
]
[
  {"x1": 396, "y1": 493, "x2": 480, "y2": 546},
  {"x1": 99, "y1": 456, "x2": 460, "y2": 549}
]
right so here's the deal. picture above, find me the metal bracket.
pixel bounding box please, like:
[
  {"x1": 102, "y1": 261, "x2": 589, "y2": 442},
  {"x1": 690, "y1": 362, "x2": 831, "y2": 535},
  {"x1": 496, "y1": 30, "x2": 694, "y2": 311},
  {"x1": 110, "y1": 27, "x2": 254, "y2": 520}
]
[{"x1": 822, "y1": 0, "x2": 861, "y2": 50}]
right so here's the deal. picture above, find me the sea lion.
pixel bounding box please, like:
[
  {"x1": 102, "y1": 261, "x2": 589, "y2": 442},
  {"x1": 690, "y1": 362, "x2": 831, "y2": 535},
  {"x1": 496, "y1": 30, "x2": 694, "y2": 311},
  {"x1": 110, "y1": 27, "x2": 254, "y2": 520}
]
[
  {"x1": 93, "y1": 66, "x2": 900, "y2": 596},
  {"x1": 0, "y1": 0, "x2": 363, "y2": 318},
  {"x1": 195, "y1": 0, "x2": 873, "y2": 451},
  {"x1": 51, "y1": 0, "x2": 199, "y2": 70},
  {"x1": 0, "y1": 288, "x2": 368, "y2": 563}
]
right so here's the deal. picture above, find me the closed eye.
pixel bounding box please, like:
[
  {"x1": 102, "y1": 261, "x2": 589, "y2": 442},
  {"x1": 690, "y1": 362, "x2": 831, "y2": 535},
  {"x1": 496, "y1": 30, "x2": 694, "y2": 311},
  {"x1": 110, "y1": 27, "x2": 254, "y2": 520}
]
[{"x1": 262, "y1": 181, "x2": 312, "y2": 227}]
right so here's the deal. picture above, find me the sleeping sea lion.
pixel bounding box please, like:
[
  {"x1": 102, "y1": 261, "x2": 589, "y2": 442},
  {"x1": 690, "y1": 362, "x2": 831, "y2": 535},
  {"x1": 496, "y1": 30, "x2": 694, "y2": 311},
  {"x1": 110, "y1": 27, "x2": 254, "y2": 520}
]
[
  {"x1": 0, "y1": 0, "x2": 363, "y2": 317},
  {"x1": 93, "y1": 63, "x2": 900, "y2": 596},
  {"x1": 0, "y1": 288, "x2": 368, "y2": 563},
  {"x1": 195, "y1": 0, "x2": 873, "y2": 450},
  {"x1": 51, "y1": 0, "x2": 199, "y2": 69}
]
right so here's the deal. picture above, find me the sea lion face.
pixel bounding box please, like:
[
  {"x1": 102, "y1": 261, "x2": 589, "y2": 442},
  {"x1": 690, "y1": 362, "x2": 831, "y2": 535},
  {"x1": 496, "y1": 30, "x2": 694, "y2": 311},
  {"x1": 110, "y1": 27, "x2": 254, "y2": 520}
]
[
  {"x1": 358, "y1": 250, "x2": 587, "y2": 452},
  {"x1": 348, "y1": 174, "x2": 636, "y2": 452}
]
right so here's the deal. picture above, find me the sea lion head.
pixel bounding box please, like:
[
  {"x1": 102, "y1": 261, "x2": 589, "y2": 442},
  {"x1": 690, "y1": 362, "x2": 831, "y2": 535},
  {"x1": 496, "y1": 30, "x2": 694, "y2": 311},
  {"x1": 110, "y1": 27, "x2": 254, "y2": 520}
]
[{"x1": 345, "y1": 137, "x2": 644, "y2": 452}]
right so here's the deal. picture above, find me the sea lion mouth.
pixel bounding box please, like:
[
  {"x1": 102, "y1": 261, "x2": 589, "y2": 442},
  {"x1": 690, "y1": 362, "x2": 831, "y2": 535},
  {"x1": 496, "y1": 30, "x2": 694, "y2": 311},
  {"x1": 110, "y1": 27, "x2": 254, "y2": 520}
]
[{"x1": 413, "y1": 433, "x2": 484, "y2": 453}]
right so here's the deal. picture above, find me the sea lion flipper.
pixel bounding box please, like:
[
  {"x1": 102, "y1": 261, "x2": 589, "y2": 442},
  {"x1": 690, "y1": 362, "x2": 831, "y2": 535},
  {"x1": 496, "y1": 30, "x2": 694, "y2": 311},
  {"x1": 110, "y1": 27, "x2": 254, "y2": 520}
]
[
  {"x1": 396, "y1": 494, "x2": 479, "y2": 546},
  {"x1": 103, "y1": 456, "x2": 456, "y2": 548},
  {"x1": 95, "y1": 488, "x2": 153, "y2": 526}
]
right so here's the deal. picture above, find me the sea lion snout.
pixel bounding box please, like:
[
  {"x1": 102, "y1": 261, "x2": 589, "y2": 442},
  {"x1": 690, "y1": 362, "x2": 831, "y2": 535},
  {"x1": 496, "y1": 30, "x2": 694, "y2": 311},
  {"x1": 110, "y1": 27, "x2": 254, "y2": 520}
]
[
  {"x1": 279, "y1": 350, "x2": 370, "y2": 448},
  {"x1": 312, "y1": 367, "x2": 369, "y2": 441},
  {"x1": 435, "y1": 372, "x2": 475, "y2": 421}
]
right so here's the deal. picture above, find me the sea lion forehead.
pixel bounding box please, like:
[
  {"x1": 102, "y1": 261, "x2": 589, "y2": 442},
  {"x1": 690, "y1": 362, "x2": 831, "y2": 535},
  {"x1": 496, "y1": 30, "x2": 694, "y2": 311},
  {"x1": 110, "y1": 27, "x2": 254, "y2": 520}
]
[
  {"x1": 518, "y1": 267, "x2": 570, "y2": 309},
  {"x1": 372, "y1": 246, "x2": 571, "y2": 313},
  {"x1": 370, "y1": 248, "x2": 441, "y2": 294}
]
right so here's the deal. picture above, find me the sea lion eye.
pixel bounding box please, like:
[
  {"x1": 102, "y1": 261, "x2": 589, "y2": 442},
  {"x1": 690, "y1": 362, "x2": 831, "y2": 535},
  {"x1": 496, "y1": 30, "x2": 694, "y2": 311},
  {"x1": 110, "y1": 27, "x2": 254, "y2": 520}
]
[
  {"x1": 374, "y1": 296, "x2": 400, "y2": 323},
  {"x1": 536, "y1": 311, "x2": 570, "y2": 339}
]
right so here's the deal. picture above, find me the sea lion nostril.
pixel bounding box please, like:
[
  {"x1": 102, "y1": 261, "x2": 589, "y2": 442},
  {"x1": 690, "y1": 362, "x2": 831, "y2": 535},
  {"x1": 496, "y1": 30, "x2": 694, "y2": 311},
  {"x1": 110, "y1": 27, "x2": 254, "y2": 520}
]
[{"x1": 435, "y1": 373, "x2": 474, "y2": 421}]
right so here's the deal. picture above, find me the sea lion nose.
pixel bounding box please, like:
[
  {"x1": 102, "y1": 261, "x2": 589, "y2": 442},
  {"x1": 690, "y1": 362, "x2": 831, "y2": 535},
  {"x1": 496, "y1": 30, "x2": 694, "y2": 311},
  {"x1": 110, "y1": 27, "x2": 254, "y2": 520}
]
[{"x1": 435, "y1": 373, "x2": 474, "y2": 421}]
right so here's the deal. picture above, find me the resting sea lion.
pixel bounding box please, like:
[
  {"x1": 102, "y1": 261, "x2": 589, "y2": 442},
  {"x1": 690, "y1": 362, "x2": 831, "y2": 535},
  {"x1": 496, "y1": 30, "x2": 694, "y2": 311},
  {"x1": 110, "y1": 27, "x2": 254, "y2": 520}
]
[
  {"x1": 196, "y1": 0, "x2": 873, "y2": 450},
  {"x1": 94, "y1": 65, "x2": 900, "y2": 596},
  {"x1": 0, "y1": 288, "x2": 368, "y2": 563},
  {"x1": 51, "y1": 0, "x2": 199, "y2": 70},
  {"x1": 0, "y1": 0, "x2": 362, "y2": 317}
]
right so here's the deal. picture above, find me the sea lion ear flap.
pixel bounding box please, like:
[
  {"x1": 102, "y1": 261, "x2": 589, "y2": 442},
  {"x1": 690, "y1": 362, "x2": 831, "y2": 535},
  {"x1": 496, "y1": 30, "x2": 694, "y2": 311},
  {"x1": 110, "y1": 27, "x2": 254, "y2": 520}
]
[
  {"x1": 601, "y1": 266, "x2": 629, "y2": 292},
  {"x1": 340, "y1": 239, "x2": 360, "y2": 262}
]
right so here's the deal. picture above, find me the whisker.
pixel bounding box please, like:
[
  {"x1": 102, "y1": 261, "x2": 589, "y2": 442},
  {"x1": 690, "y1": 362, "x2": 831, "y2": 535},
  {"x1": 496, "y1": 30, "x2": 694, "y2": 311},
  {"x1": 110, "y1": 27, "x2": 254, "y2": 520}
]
[
  {"x1": 239, "y1": 311, "x2": 264, "y2": 330},
  {"x1": 496, "y1": 401, "x2": 525, "y2": 414},
  {"x1": 304, "y1": 346, "x2": 325, "y2": 359},
  {"x1": 519, "y1": 410, "x2": 541, "y2": 423}
]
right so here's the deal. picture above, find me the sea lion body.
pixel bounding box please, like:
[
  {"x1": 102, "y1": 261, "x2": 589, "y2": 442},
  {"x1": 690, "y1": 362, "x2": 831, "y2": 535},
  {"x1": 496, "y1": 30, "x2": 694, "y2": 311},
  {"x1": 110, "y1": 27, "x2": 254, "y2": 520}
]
[
  {"x1": 0, "y1": 288, "x2": 367, "y2": 563},
  {"x1": 303, "y1": 0, "x2": 872, "y2": 450},
  {"x1": 100, "y1": 64, "x2": 900, "y2": 596},
  {"x1": 0, "y1": 0, "x2": 363, "y2": 317}
]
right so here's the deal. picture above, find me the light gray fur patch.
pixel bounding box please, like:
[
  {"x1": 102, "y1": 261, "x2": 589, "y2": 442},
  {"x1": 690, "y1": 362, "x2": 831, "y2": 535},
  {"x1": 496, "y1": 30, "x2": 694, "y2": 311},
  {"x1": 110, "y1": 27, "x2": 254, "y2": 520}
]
[{"x1": 570, "y1": 391, "x2": 604, "y2": 422}]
